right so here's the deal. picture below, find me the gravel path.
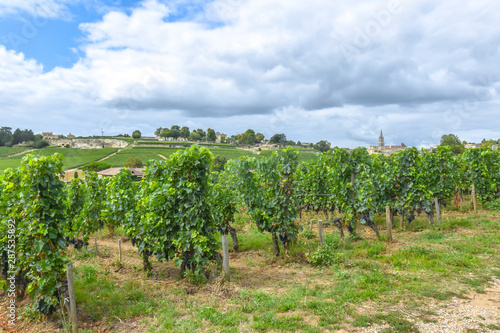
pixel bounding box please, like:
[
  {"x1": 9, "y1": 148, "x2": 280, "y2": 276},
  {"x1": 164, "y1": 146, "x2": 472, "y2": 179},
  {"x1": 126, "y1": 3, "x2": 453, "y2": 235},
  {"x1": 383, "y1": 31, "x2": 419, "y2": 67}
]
[{"x1": 360, "y1": 278, "x2": 500, "y2": 333}]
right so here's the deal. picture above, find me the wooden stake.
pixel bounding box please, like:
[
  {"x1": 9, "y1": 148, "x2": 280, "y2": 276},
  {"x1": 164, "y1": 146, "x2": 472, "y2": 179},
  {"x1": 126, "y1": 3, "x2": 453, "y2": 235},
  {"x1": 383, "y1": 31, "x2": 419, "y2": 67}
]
[
  {"x1": 310, "y1": 220, "x2": 313, "y2": 230},
  {"x1": 434, "y1": 197, "x2": 441, "y2": 225},
  {"x1": 65, "y1": 263, "x2": 78, "y2": 333},
  {"x1": 94, "y1": 238, "x2": 98, "y2": 256},
  {"x1": 318, "y1": 220, "x2": 325, "y2": 245},
  {"x1": 400, "y1": 210, "x2": 404, "y2": 230},
  {"x1": 221, "y1": 235, "x2": 230, "y2": 282},
  {"x1": 472, "y1": 183, "x2": 477, "y2": 214},
  {"x1": 118, "y1": 239, "x2": 122, "y2": 262},
  {"x1": 385, "y1": 206, "x2": 392, "y2": 242},
  {"x1": 460, "y1": 188, "x2": 463, "y2": 209}
]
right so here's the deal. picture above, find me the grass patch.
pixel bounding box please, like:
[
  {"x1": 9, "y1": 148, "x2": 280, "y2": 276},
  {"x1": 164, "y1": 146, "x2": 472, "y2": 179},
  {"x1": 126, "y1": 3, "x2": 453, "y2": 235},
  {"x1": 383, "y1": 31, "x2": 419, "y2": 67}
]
[
  {"x1": 27, "y1": 209, "x2": 499, "y2": 333},
  {"x1": 0, "y1": 147, "x2": 30, "y2": 157},
  {"x1": 73, "y1": 263, "x2": 158, "y2": 321},
  {"x1": 0, "y1": 147, "x2": 117, "y2": 170}
]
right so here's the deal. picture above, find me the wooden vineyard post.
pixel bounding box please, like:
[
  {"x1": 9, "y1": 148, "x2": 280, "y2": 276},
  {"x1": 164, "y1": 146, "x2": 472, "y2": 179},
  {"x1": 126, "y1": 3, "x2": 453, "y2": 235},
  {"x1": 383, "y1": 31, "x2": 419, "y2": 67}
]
[
  {"x1": 310, "y1": 220, "x2": 313, "y2": 230},
  {"x1": 222, "y1": 235, "x2": 230, "y2": 282},
  {"x1": 385, "y1": 206, "x2": 392, "y2": 242},
  {"x1": 66, "y1": 263, "x2": 78, "y2": 333},
  {"x1": 400, "y1": 210, "x2": 404, "y2": 230},
  {"x1": 94, "y1": 238, "x2": 98, "y2": 257},
  {"x1": 318, "y1": 220, "x2": 325, "y2": 245},
  {"x1": 472, "y1": 183, "x2": 477, "y2": 214},
  {"x1": 460, "y1": 188, "x2": 463, "y2": 209},
  {"x1": 434, "y1": 197, "x2": 441, "y2": 226},
  {"x1": 118, "y1": 239, "x2": 122, "y2": 262}
]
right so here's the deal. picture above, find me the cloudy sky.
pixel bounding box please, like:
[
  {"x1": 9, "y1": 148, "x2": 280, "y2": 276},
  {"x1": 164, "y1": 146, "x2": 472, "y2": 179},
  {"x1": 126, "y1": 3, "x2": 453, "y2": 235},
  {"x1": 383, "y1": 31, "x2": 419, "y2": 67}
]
[{"x1": 0, "y1": 0, "x2": 499, "y2": 148}]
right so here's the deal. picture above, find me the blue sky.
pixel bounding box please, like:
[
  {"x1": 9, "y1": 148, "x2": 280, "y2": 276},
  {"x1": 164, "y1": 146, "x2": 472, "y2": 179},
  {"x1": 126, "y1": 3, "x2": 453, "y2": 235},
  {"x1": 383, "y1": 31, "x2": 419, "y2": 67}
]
[
  {"x1": 0, "y1": 1, "x2": 207, "y2": 71},
  {"x1": 0, "y1": 0, "x2": 499, "y2": 148}
]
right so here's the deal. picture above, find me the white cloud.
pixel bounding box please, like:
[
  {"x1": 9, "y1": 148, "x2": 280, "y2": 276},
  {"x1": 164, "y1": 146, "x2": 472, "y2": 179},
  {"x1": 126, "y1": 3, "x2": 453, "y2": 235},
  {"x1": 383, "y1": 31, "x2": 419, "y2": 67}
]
[
  {"x1": 0, "y1": 0, "x2": 499, "y2": 147},
  {"x1": 0, "y1": 0, "x2": 76, "y2": 19}
]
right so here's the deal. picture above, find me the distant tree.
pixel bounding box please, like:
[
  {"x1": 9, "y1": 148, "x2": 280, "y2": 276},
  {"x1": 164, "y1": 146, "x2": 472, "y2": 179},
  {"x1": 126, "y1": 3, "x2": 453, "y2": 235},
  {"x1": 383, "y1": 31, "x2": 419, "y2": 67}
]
[
  {"x1": 12, "y1": 128, "x2": 34, "y2": 145},
  {"x1": 168, "y1": 129, "x2": 181, "y2": 139},
  {"x1": 238, "y1": 129, "x2": 256, "y2": 145},
  {"x1": 154, "y1": 127, "x2": 164, "y2": 136},
  {"x1": 481, "y1": 139, "x2": 497, "y2": 148},
  {"x1": 74, "y1": 171, "x2": 79, "y2": 179},
  {"x1": 440, "y1": 134, "x2": 464, "y2": 154},
  {"x1": 207, "y1": 128, "x2": 216, "y2": 142},
  {"x1": 13, "y1": 129, "x2": 35, "y2": 144},
  {"x1": 132, "y1": 130, "x2": 142, "y2": 139},
  {"x1": 196, "y1": 128, "x2": 206, "y2": 139},
  {"x1": 12, "y1": 128, "x2": 22, "y2": 145},
  {"x1": 189, "y1": 131, "x2": 202, "y2": 141},
  {"x1": 269, "y1": 133, "x2": 287, "y2": 144},
  {"x1": 297, "y1": 141, "x2": 302, "y2": 146},
  {"x1": 160, "y1": 130, "x2": 169, "y2": 138},
  {"x1": 124, "y1": 157, "x2": 143, "y2": 168},
  {"x1": 212, "y1": 155, "x2": 228, "y2": 172},
  {"x1": 171, "y1": 125, "x2": 180, "y2": 131},
  {"x1": 313, "y1": 140, "x2": 331, "y2": 152},
  {"x1": 180, "y1": 126, "x2": 190, "y2": 138},
  {"x1": 82, "y1": 161, "x2": 112, "y2": 172},
  {"x1": 256, "y1": 133, "x2": 265, "y2": 143},
  {"x1": 286, "y1": 140, "x2": 296, "y2": 146},
  {"x1": 0, "y1": 127, "x2": 13, "y2": 146}
]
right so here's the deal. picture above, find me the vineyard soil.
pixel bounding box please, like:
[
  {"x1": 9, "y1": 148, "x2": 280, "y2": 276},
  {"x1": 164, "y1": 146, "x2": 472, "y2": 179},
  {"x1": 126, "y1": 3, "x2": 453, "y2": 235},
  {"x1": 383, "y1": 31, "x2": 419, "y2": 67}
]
[{"x1": 1, "y1": 208, "x2": 500, "y2": 333}]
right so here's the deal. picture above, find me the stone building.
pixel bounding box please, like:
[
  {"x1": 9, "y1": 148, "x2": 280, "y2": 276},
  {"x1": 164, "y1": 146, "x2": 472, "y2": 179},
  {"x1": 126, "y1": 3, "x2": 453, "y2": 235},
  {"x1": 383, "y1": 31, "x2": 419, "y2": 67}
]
[
  {"x1": 42, "y1": 132, "x2": 58, "y2": 140},
  {"x1": 215, "y1": 132, "x2": 227, "y2": 143},
  {"x1": 367, "y1": 130, "x2": 407, "y2": 155}
]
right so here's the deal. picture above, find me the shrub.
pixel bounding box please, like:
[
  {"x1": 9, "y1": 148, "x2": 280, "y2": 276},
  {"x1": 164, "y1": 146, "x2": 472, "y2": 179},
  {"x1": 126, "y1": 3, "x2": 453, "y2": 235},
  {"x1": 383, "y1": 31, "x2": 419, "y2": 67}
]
[
  {"x1": 307, "y1": 233, "x2": 345, "y2": 266},
  {"x1": 124, "y1": 156, "x2": 143, "y2": 168},
  {"x1": 212, "y1": 155, "x2": 227, "y2": 172},
  {"x1": 484, "y1": 198, "x2": 500, "y2": 212},
  {"x1": 82, "y1": 161, "x2": 112, "y2": 172},
  {"x1": 34, "y1": 139, "x2": 49, "y2": 149},
  {"x1": 132, "y1": 130, "x2": 141, "y2": 139}
]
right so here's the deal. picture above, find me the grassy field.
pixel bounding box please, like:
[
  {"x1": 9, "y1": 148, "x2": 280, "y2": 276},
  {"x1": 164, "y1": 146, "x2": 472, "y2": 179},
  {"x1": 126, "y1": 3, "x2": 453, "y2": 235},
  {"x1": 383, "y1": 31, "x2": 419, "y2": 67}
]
[
  {"x1": 11, "y1": 203, "x2": 499, "y2": 333},
  {"x1": 0, "y1": 147, "x2": 31, "y2": 157},
  {"x1": 0, "y1": 147, "x2": 117, "y2": 171},
  {"x1": 105, "y1": 147, "x2": 259, "y2": 167},
  {"x1": 0, "y1": 146, "x2": 316, "y2": 171},
  {"x1": 260, "y1": 149, "x2": 318, "y2": 163},
  {"x1": 136, "y1": 141, "x2": 235, "y2": 148}
]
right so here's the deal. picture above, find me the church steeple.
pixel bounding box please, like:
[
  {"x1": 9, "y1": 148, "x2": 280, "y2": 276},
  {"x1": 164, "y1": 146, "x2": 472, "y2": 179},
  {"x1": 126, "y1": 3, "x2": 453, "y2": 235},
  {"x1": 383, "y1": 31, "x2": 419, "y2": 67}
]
[{"x1": 379, "y1": 130, "x2": 385, "y2": 147}]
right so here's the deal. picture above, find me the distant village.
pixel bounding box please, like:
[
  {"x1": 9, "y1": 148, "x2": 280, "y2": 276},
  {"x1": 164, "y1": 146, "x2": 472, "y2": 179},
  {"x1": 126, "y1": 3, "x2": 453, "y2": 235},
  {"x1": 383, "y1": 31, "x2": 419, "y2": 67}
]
[{"x1": 38, "y1": 129, "x2": 498, "y2": 156}]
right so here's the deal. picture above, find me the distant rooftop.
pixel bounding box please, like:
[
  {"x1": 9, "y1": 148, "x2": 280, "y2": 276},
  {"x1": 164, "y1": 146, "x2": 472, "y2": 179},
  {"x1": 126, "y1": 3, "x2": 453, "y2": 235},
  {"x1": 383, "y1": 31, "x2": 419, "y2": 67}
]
[{"x1": 97, "y1": 167, "x2": 145, "y2": 177}]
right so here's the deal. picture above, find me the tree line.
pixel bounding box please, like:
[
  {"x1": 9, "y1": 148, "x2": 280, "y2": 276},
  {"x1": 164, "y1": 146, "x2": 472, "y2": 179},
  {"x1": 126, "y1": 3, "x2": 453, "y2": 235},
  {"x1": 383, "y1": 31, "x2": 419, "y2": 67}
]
[{"x1": 0, "y1": 126, "x2": 49, "y2": 148}]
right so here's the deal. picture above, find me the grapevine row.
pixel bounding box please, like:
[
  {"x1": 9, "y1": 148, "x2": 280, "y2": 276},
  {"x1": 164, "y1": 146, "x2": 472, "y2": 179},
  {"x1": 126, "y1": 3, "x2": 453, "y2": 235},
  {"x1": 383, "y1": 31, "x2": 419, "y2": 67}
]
[{"x1": 0, "y1": 145, "x2": 498, "y2": 314}]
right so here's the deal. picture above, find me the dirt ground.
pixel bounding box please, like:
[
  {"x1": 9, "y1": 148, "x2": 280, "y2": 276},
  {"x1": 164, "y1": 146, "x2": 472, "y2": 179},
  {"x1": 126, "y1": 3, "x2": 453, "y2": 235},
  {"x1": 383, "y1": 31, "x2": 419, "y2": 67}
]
[{"x1": 1, "y1": 217, "x2": 499, "y2": 333}]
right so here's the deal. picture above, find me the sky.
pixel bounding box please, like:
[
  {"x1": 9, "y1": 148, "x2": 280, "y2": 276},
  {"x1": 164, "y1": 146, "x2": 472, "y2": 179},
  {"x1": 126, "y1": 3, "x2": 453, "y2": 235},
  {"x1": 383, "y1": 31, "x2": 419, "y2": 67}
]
[{"x1": 0, "y1": 0, "x2": 499, "y2": 148}]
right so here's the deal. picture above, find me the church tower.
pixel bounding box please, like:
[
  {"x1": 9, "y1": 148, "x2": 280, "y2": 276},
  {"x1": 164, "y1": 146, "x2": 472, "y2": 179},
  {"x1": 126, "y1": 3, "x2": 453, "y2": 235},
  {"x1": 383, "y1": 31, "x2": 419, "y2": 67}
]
[{"x1": 379, "y1": 130, "x2": 385, "y2": 148}]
